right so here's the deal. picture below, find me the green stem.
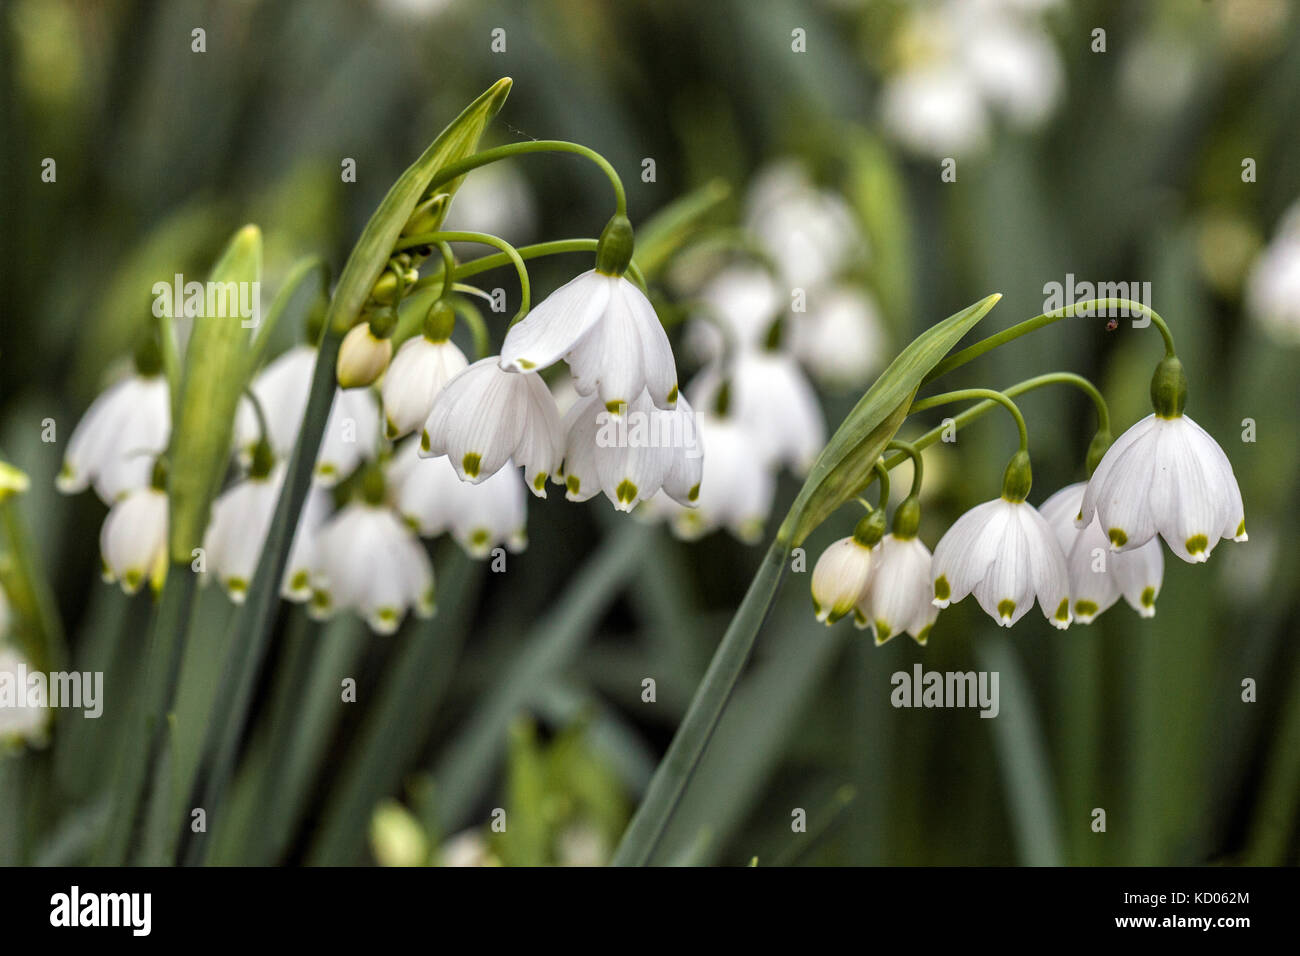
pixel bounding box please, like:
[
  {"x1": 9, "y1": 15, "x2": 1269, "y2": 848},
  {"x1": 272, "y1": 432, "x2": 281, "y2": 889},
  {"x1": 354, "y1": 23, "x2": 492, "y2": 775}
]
[
  {"x1": 909, "y1": 388, "x2": 1029, "y2": 452},
  {"x1": 610, "y1": 531, "x2": 791, "y2": 866},
  {"x1": 924, "y1": 298, "x2": 1176, "y2": 385},
  {"x1": 96, "y1": 564, "x2": 198, "y2": 864},
  {"x1": 395, "y1": 230, "x2": 530, "y2": 324},
  {"x1": 451, "y1": 297, "x2": 492, "y2": 360},
  {"x1": 425, "y1": 140, "x2": 627, "y2": 217},
  {"x1": 184, "y1": 328, "x2": 345, "y2": 865},
  {"x1": 0, "y1": 493, "x2": 66, "y2": 674},
  {"x1": 879, "y1": 373, "x2": 1111, "y2": 477},
  {"x1": 412, "y1": 239, "x2": 648, "y2": 295},
  {"x1": 886, "y1": 439, "x2": 923, "y2": 498}
]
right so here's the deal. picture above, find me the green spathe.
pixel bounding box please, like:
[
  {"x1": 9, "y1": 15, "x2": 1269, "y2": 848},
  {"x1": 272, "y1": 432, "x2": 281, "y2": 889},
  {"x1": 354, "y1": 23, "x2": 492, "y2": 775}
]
[
  {"x1": 167, "y1": 224, "x2": 262, "y2": 561},
  {"x1": 779, "y1": 293, "x2": 1003, "y2": 547}
]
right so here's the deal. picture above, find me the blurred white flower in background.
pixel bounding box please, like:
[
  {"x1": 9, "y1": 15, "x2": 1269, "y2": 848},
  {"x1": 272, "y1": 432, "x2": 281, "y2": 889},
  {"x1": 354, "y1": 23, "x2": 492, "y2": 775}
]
[
  {"x1": 880, "y1": 0, "x2": 1063, "y2": 158},
  {"x1": 0, "y1": 645, "x2": 50, "y2": 748},
  {"x1": 1246, "y1": 200, "x2": 1300, "y2": 346},
  {"x1": 441, "y1": 160, "x2": 537, "y2": 245}
]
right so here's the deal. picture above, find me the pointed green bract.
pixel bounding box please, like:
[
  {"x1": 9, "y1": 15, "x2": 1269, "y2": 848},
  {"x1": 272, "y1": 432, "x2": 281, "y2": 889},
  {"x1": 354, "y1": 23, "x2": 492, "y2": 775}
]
[
  {"x1": 779, "y1": 293, "x2": 1003, "y2": 547},
  {"x1": 167, "y1": 224, "x2": 263, "y2": 561}
]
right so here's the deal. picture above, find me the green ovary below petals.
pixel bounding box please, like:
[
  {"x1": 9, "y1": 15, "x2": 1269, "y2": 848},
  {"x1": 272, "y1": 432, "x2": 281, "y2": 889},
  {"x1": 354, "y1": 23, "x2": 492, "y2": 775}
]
[
  {"x1": 1074, "y1": 599, "x2": 1098, "y2": 620},
  {"x1": 997, "y1": 599, "x2": 1016, "y2": 621},
  {"x1": 616, "y1": 479, "x2": 638, "y2": 504},
  {"x1": 933, "y1": 575, "x2": 950, "y2": 601},
  {"x1": 462, "y1": 452, "x2": 481, "y2": 478},
  {"x1": 1108, "y1": 528, "x2": 1127, "y2": 548},
  {"x1": 1185, "y1": 533, "x2": 1208, "y2": 556}
]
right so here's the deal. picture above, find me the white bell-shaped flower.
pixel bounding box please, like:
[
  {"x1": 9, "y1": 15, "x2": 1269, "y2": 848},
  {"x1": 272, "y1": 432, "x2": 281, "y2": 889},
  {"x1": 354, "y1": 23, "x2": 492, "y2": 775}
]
[
  {"x1": 100, "y1": 485, "x2": 169, "y2": 595},
  {"x1": 856, "y1": 534, "x2": 940, "y2": 645},
  {"x1": 1246, "y1": 201, "x2": 1300, "y2": 346},
  {"x1": 0, "y1": 646, "x2": 50, "y2": 745},
  {"x1": 811, "y1": 536, "x2": 877, "y2": 625},
  {"x1": 654, "y1": 409, "x2": 776, "y2": 545},
  {"x1": 420, "y1": 357, "x2": 563, "y2": 495},
  {"x1": 499, "y1": 271, "x2": 679, "y2": 412},
  {"x1": 881, "y1": 65, "x2": 991, "y2": 158},
  {"x1": 1040, "y1": 481, "x2": 1164, "y2": 623},
  {"x1": 58, "y1": 373, "x2": 170, "y2": 504},
  {"x1": 1077, "y1": 413, "x2": 1247, "y2": 564},
  {"x1": 790, "y1": 286, "x2": 887, "y2": 387},
  {"x1": 931, "y1": 495, "x2": 1071, "y2": 629},
  {"x1": 284, "y1": 486, "x2": 333, "y2": 602},
  {"x1": 388, "y1": 441, "x2": 527, "y2": 558},
  {"x1": 560, "y1": 391, "x2": 703, "y2": 512},
  {"x1": 234, "y1": 344, "x2": 380, "y2": 486},
  {"x1": 690, "y1": 353, "x2": 824, "y2": 475},
  {"x1": 684, "y1": 265, "x2": 782, "y2": 360},
  {"x1": 743, "y1": 160, "x2": 867, "y2": 289},
  {"x1": 203, "y1": 466, "x2": 281, "y2": 603},
  {"x1": 381, "y1": 334, "x2": 468, "y2": 439},
  {"x1": 309, "y1": 501, "x2": 435, "y2": 634}
]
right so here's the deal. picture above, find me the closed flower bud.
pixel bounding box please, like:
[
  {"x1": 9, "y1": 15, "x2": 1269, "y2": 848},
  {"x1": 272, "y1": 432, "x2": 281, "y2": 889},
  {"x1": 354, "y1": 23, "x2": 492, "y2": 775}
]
[{"x1": 337, "y1": 322, "x2": 393, "y2": 389}]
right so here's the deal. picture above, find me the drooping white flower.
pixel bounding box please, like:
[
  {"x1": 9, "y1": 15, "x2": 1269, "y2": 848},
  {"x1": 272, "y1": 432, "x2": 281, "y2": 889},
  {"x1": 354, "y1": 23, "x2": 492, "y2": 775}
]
[
  {"x1": 310, "y1": 501, "x2": 435, "y2": 634},
  {"x1": 690, "y1": 352, "x2": 824, "y2": 474},
  {"x1": 652, "y1": 409, "x2": 776, "y2": 545},
  {"x1": 388, "y1": 441, "x2": 527, "y2": 558},
  {"x1": 560, "y1": 391, "x2": 703, "y2": 512},
  {"x1": 234, "y1": 345, "x2": 380, "y2": 486},
  {"x1": 420, "y1": 357, "x2": 563, "y2": 495},
  {"x1": 337, "y1": 322, "x2": 393, "y2": 389},
  {"x1": 57, "y1": 374, "x2": 170, "y2": 504},
  {"x1": 790, "y1": 286, "x2": 887, "y2": 387},
  {"x1": 1246, "y1": 202, "x2": 1300, "y2": 346},
  {"x1": 684, "y1": 265, "x2": 783, "y2": 361},
  {"x1": 100, "y1": 486, "x2": 169, "y2": 595},
  {"x1": 811, "y1": 536, "x2": 877, "y2": 625},
  {"x1": 931, "y1": 497, "x2": 1071, "y2": 629},
  {"x1": 0, "y1": 646, "x2": 50, "y2": 746},
  {"x1": 1040, "y1": 481, "x2": 1164, "y2": 623},
  {"x1": 381, "y1": 334, "x2": 469, "y2": 439},
  {"x1": 881, "y1": 65, "x2": 991, "y2": 159},
  {"x1": 963, "y1": 12, "x2": 1063, "y2": 129},
  {"x1": 203, "y1": 467, "x2": 282, "y2": 603},
  {"x1": 743, "y1": 160, "x2": 867, "y2": 290},
  {"x1": 856, "y1": 534, "x2": 940, "y2": 645},
  {"x1": 499, "y1": 271, "x2": 679, "y2": 412},
  {"x1": 1077, "y1": 414, "x2": 1247, "y2": 564},
  {"x1": 284, "y1": 486, "x2": 333, "y2": 602}
]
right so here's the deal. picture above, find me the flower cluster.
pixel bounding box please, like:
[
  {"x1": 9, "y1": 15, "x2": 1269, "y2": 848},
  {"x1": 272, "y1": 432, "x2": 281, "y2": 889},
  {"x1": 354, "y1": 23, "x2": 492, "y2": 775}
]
[{"x1": 811, "y1": 352, "x2": 1247, "y2": 638}]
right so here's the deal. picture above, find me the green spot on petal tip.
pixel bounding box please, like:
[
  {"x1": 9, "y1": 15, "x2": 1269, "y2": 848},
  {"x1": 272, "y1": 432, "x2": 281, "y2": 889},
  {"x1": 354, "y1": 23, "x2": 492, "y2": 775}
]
[{"x1": 462, "y1": 452, "x2": 481, "y2": 477}]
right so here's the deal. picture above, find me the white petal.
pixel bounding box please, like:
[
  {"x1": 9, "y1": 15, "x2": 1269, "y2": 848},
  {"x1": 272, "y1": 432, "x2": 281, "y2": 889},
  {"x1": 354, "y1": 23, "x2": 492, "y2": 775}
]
[
  {"x1": 560, "y1": 394, "x2": 604, "y2": 503},
  {"x1": 382, "y1": 336, "x2": 468, "y2": 438},
  {"x1": 565, "y1": 283, "x2": 646, "y2": 411},
  {"x1": 100, "y1": 488, "x2": 168, "y2": 593},
  {"x1": 593, "y1": 392, "x2": 674, "y2": 511},
  {"x1": 1113, "y1": 538, "x2": 1164, "y2": 618},
  {"x1": 620, "y1": 279, "x2": 679, "y2": 410},
  {"x1": 500, "y1": 270, "x2": 612, "y2": 372},
  {"x1": 931, "y1": 498, "x2": 1010, "y2": 606},
  {"x1": 971, "y1": 504, "x2": 1036, "y2": 626},
  {"x1": 811, "y1": 536, "x2": 875, "y2": 624},
  {"x1": 511, "y1": 370, "x2": 565, "y2": 496},
  {"x1": 861, "y1": 535, "x2": 937, "y2": 643},
  {"x1": 1020, "y1": 502, "x2": 1071, "y2": 628},
  {"x1": 1086, "y1": 415, "x2": 1160, "y2": 549},
  {"x1": 451, "y1": 464, "x2": 529, "y2": 558},
  {"x1": 659, "y1": 395, "x2": 704, "y2": 507},
  {"x1": 1149, "y1": 417, "x2": 1228, "y2": 562},
  {"x1": 1077, "y1": 414, "x2": 1156, "y2": 528},
  {"x1": 422, "y1": 358, "x2": 526, "y2": 482}
]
